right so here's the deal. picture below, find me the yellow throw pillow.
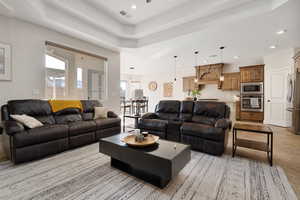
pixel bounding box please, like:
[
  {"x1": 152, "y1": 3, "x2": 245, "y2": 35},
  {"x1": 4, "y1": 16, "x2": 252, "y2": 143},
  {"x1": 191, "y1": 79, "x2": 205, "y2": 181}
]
[{"x1": 94, "y1": 107, "x2": 108, "y2": 119}]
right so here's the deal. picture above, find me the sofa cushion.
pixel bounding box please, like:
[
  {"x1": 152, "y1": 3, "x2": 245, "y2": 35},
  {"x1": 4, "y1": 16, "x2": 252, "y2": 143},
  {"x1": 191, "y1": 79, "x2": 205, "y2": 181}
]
[
  {"x1": 7, "y1": 100, "x2": 55, "y2": 125},
  {"x1": 154, "y1": 100, "x2": 181, "y2": 121},
  {"x1": 179, "y1": 101, "x2": 194, "y2": 122},
  {"x1": 69, "y1": 120, "x2": 97, "y2": 136},
  {"x1": 95, "y1": 118, "x2": 121, "y2": 130},
  {"x1": 139, "y1": 119, "x2": 168, "y2": 132},
  {"x1": 10, "y1": 114, "x2": 44, "y2": 129},
  {"x1": 54, "y1": 108, "x2": 82, "y2": 124},
  {"x1": 14, "y1": 124, "x2": 68, "y2": 148},
  {"x1": 94, "y1": 107, "x2": 108, "y2": 119},
  {"x1": 156, "y1": 100, "x2": 181, "y2": 113},
  {"x1": 81, "y1": 100, "x2": 102, "y2": 112},
  {"x1": 180, "y1": 101, "x2": 194, "y2": 113},
  {"x1": 181, "y1": 122, "x2": 224, "y2": 142},
  {"x1": 156, "y1": 113, "x2": 179, "y2": 121},
  {"x1": 193, "y1": 101, "x2": 226, "y2": 119},
  {"x1": 81, "y1": 100, "x2": 102, "y2": 121},
  {"x1": 191, "y1": 116, "x2": 216, "y2": 126}
]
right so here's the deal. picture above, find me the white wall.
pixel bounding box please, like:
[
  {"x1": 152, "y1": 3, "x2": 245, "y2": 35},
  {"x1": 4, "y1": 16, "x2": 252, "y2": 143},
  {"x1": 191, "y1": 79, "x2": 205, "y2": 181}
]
[{"x1": 0, "y1": 15, "x2": 120, "y2": 115}]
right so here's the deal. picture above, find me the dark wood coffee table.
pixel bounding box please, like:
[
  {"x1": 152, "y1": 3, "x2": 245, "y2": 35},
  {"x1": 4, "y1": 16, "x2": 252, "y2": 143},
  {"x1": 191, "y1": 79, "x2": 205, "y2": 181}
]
[
  {"x1": 232, "y1": 123, "x2": 273, "y2": 166},
  {"x1": 99, "y1": 133, "x2": 191, "y2": 188}
]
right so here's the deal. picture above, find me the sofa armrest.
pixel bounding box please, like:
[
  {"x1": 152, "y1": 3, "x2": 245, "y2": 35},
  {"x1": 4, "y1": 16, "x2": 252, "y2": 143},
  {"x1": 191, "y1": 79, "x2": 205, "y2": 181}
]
[
  {"x1": 141, "y1": 113, "x2": 158, "y2": 120},
  {"x1": 2, "y1": 120, "x2": 25, "y2": 136},
  {"x1": 107, "y1": 111, "x2": 119, "y2": 118},
  {"x1": 215, "y1": 118, "x2": 232, "y2": 130}
]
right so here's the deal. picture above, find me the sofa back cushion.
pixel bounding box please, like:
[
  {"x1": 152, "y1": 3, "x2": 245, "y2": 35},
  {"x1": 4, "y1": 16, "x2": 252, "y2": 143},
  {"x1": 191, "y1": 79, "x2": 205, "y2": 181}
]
[
  {"x1": 54, "y1": 108, "x2": 82, "y2": 124},
  {"x1": 179, "y1": 101, "x2": 194, "y2": 122},
  {"x1": 155, "y1": 100, "x2": 180, "y2": 120},
  {"x1": 7, "y1": 100, "x2": 55, "y2": 125},
  {"x1": 81, "y1": 100, "x2": 102, "y2": 121},
  {"x1": 193, "y1": 101, "x2": 227, "y2": 119}
]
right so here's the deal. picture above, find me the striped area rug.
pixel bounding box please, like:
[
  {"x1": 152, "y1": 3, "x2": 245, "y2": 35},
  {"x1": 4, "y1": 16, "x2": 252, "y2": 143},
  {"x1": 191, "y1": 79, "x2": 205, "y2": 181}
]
[{"x1": 0, "y1": 143, "x2": 297, "y2": 200}]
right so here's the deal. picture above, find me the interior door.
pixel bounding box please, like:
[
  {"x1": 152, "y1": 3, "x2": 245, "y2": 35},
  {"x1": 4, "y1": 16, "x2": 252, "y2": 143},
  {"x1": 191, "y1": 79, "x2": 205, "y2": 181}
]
[{"x1": 265, "y1": 67, "x2": 290, "y2": 126}]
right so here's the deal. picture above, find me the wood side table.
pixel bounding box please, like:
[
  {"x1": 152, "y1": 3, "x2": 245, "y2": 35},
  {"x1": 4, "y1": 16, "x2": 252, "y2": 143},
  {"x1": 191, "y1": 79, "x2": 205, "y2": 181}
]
[
  {"x1": 123, "y1": 115, "x2": 141, "y2": 132},
  {"x1": 232, "y1": 123, "x2": 273, "y2": 166}
]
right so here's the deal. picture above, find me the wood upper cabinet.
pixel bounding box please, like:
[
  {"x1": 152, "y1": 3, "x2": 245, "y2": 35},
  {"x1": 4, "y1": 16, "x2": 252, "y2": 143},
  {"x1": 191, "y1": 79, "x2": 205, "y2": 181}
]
[
  {"x1": 195, "y1": 63, "x2": 223, "y2": 84},
  {"x1": 182, "y1": 76, "x2": 197, "y2": 92},
  {"x1": 222, "y1": 72, "x2": 240, "y2": 91},
  {"x1": 240, "y1": 65, "x2": 264, "y2": 83}
]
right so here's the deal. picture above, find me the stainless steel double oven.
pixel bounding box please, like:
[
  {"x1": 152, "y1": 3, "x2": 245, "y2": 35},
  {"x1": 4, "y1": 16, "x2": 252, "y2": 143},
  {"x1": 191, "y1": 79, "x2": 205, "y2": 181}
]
[{"x1": 241, "y1": 82, "x2": 264, "y2": 112}]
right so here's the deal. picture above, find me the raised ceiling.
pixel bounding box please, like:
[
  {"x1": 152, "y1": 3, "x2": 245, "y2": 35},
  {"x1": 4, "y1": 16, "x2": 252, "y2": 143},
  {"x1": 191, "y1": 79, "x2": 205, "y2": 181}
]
[
  {"x1": 89, "y1": 0, "x2": 192, "y2": 25},
  {"x1": 121, "y1": 0, "x2": 300, "y2": 75},
  {"x1": 0, "y1": 0, "x2": 291, "y2": 49}
]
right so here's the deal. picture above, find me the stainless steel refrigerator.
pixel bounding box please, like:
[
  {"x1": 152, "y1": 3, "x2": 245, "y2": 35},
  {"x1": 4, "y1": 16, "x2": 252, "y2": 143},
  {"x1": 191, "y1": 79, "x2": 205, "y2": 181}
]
[{"x1": 288, "y1": 54, "x2": 300, "y2": 135}]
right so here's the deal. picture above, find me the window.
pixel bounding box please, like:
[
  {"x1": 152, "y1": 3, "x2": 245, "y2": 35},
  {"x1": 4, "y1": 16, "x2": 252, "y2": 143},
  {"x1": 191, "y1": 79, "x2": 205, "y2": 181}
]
[
  {"x1": 77, "y1": 67, "x2": 83, "y2": 89},
  {"x1": 45, "y1": 54, "x2": 67, "y2": 99},
  {"x1": 45, "y1": 42, "x2": 107, "y2": 100},
  {"x1": 120, "y1": 80, "x2": 127, "y2": 98},
  {"x1": 45, "y1": 55, "x2": 66, "y2": 70}
]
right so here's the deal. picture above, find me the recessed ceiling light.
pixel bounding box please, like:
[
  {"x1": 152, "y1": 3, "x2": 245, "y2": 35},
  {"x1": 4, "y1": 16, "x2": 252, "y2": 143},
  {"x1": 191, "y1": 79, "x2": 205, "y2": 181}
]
[
  {"x1": 131, "y1": 4, "x2": 137, "y2": 10},
  {"x1": 120, "y1": 10, "x2": 127, "y2": 16},
  {"x1": 233, "y1": 56, "x2": 239, "y2": 59},
  {"x1": 270, "y1": 45, "x2": 277, "y2": 49},
  {"x1": 129, "y1": 66, "x2": 135, "y2": 70},
  {"x1": 276, "y1": 29, "x2": 287, "y2": 35}
]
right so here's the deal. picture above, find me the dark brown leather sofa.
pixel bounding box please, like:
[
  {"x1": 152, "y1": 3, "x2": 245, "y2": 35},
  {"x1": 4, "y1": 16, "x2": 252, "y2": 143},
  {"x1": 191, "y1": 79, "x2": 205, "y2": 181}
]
[
  {"x1": 1, "y1": 99, "x2": 121, "y2": 164},
  {"x1": 139, "y1": 100, "x2": 231, "y2": 156}
]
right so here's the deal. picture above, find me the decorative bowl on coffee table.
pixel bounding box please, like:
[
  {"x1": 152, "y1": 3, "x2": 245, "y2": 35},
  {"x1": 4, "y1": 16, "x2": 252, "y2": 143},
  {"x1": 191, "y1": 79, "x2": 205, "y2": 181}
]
[{"x1": 122, "y1": 134, "x2": 159, "y2": 147}]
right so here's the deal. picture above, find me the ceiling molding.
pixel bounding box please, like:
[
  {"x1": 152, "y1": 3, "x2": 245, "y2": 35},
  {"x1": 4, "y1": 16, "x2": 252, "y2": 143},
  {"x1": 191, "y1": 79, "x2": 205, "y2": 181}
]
[{"x1": 0, "y1": 0, "x2": 290, "y2": 49}]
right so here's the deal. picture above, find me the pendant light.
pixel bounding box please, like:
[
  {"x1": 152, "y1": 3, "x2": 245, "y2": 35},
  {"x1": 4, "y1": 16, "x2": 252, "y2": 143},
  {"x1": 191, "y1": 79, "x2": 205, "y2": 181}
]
[
  {"x1": 194, "y1": 51, "x2": 199, "y2": 83},
  {"x1": 219, "y1": 46, "x2": 225, "y2": 89},
  {"x1": 173, "y1": 56, "x2": 178, "y2": 82},
  {"x1": 219, "y1": 46, "x2": 225, "y2": 82}
]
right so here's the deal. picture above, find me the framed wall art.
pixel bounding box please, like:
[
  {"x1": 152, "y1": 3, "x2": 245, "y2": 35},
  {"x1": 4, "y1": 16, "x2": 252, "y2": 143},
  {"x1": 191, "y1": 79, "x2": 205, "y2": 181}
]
[
  {"x1": 0, "y1": 43, "x2": 11, "y2": 81},
  {"x1": 148, "y1": 81, "x2": 158, "y2": 91},
  {"x1": 163, "y1": 82, "x2": 173, "y2": 97}
]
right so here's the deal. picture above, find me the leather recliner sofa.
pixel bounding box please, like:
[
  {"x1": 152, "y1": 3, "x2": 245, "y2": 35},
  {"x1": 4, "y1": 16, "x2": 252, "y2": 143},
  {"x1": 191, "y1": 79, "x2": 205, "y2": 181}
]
[
  {"x1": 139, "y1": 100, "x2": 231, "y2": 156},
  {"x1": 1, "y1": 99, "x2": 121, "y2": 164}
]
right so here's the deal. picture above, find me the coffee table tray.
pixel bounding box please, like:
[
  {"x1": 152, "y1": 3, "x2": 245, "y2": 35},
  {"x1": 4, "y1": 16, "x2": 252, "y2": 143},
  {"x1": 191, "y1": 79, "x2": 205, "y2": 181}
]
[{"x1": 122, "y1": 134, "x2": 159, "y2": 147}]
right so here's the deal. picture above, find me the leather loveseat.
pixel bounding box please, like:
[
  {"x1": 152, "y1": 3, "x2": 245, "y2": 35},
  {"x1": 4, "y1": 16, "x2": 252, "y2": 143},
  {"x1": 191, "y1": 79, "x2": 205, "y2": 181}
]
[
  {"x1": 139, "y1": 100, "x2": 231, "y2": 156},
  {"x1": 1, "y1": 99, "x2": 121, "y2": 164}
]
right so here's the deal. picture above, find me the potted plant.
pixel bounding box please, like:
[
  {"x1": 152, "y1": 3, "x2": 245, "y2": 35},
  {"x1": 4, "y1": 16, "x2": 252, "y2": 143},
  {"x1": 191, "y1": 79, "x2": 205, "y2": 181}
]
[{"x1": 191, "y1": 89, "x2": 201, "y2": 101}]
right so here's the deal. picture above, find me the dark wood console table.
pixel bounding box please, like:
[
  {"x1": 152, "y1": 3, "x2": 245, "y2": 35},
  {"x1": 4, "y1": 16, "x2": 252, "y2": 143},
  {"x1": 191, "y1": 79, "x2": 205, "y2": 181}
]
[{"x1": 232, "y1": 123, "x2": 273, "y2": 166}]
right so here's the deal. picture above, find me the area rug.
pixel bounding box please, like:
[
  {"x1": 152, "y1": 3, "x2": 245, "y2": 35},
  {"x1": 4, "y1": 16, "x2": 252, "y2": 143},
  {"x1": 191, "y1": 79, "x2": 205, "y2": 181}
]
[{"x1": 0, "y1": 144, "x2": 297, "y2": 200}]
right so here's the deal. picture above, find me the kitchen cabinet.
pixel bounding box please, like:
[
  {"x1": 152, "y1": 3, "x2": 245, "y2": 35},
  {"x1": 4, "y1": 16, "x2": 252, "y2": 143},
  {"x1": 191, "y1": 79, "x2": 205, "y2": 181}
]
[
  {"x1": 182, "y1": 76, "x2": 197, "y2": 92},
  {"x1": 222, "y1": 72, "x2": 240, "y2": 91},
  {"x1": 195, "y1": 63, "x2": 223, "y2": 84},
  {"x1": 240, "y1": 65, "x2": 264, "y2": 83},
  {"x1": 240, "y1": 111, "x2": 264, "y2": 122},
  {"x1": 236, "y1": 101, "x2": 241, "y2": 120}
]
